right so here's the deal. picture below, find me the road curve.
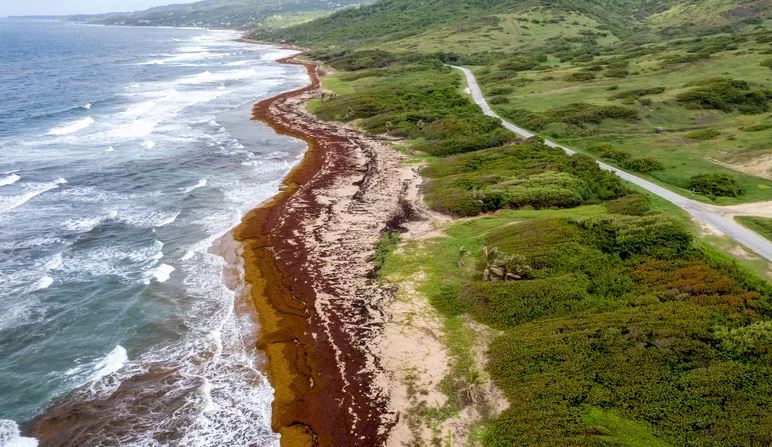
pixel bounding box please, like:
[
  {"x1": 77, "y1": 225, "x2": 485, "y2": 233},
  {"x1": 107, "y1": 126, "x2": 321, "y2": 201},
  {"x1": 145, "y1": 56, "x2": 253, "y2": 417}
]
[{"x1": 453, "y1": 65, "x2": 772, "y2": 262}]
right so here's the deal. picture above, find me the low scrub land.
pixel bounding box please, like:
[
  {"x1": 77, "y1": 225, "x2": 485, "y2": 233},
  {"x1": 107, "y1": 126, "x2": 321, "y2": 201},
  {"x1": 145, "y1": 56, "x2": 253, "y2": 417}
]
[
  {"x1": 305, "y1": 53, "x2": 772, "y2": 446},
  {"x1": 381, "y1": 200, "x2": 770, "y2": 446},
  {"x1": 262, "y1": 1, "x2": 772, "y2": 444},
  {"x1": 472, "y1": 27, "x2": 772, "y2": 204}
]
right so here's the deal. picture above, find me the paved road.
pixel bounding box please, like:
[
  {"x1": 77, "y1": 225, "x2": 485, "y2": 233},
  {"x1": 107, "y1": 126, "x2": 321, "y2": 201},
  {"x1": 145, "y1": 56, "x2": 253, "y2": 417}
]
[{"x1": 453, "y1": 65, "x2": 772, "y2": 262}]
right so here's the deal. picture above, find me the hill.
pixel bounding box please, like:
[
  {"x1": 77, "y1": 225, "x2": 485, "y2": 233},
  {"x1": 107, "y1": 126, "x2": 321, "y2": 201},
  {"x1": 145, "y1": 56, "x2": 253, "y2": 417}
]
[
  {"x1": 254, "y1": 0, "x2": 772, "y2": 445},
  {"x1": 70, "y1": 0, "x2": 371, "y2": 30},
  {"x1": 260, "y1": 0, "x2": 768, "y2": 46}
]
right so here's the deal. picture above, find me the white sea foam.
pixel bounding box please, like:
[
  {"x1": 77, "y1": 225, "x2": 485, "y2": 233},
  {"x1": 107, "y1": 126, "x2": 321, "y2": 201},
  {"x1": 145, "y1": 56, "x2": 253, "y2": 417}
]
[
  {"x1": 125, "y1": 100, "x2": 157, "y2": 118},
  {"x1": 47, "y1": 117, "x2": 94, "y2": 135},
  {"x1": 182, "y1": 178, "x2": 207, "y2": 193},
  {"x1": 0, "y1": 420, "x2": 38, "y2": 447},
  {"x1": 140, "y1": 140, "x2": 156, "y2": 149},
  {"x1": 177, "y1": 69, "x2": 258, "y2": 85},
  {"x1": 105, "y1": 146, "x2": 114, "y2": 152},
  {"x1": 0, "y1": 178, "x2": 66, "y2": 214},
  {"x1": 118, "y1": 209, "x2": 179, "y2": 228},
  {"x1": 260, "y1": 49, "x2": 299, "y2": 61},
  {"x1": 145, "y1": 263, "x2": 175, "y2": 284},
  {"x1": 0, "y1": 173, "x2": 20, "y2": 186},
  {"x1": 81, "y1": 103, "x2": 92, "y2": 110},
  {"x1": 64, "y1": 216, "x2": 103, "y2": 232},
  {"x1": 141, "y1": 51, "x2": 220, "y2": 65},
  {"x1": 30, "y1": 276, "x2": 53, "y2": 291},
  {"x1": 89, "y1": 345, "x2": 128, "y2": 383}
]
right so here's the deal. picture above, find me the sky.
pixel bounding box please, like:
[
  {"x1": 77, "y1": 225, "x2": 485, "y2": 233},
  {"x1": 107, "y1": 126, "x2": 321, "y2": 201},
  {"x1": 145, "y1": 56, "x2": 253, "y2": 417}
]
[{"x1": 0, "y1": 0, "x2": 188, "y2": 16}]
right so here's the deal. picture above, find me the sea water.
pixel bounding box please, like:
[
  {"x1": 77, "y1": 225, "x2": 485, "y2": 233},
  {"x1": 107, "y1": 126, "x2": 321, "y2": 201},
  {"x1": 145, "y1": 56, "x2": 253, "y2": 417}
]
[{"x1": 0, "y1": 19, "x2": 307, "y2": 446}]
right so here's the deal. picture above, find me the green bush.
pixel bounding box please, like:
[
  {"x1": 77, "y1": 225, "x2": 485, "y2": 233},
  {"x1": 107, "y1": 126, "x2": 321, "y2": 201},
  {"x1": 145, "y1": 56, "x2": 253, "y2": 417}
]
[
  {"x1": 610, "y1": 87, "x2": 665, "y2": 101},
  {"x1": 423, "y1": 144, "x2": 626, "y2": 215},
  {"x1": 676, "y1": 77, "x2": 771, "y2": 114},
  {"x1": 688, "y1": 173, "x2": 743, "y2": 197},
  {"x1": 620, "y1": 157, "x2": 664, "y2": 173},
  {"x1": 741, "y1": 123, "x2": 772, "y2": 132},
  {"x1": 604, "y1": 67, "x2": 629, "y2": 78},
  {"x1": 588, "y1": 143, "x2": 631, "y2": 162},
  {"x1": 565, "y1": 71, "x2": 596, "y2": 81},
  {"x1": 578, "y1": 214, "x2": 692, "y2": 258},
  {"x1": 369, "y1": 231, "x2": 400, "y2": 275},
  {"x1": 685, "y1": 128, "x2": 720, "y2": 139},
  {"x1": 500, "y1": 55, "x2": 544, "y2": 72},
  {"x1": 486, "y1": 304, "x2": 772, "y2": 447},
  {"x1": 604, "y1": 194, "x2": 650, "y2": 216},
  {"x1": 461, "y1": 275, "x2": 588, "y2": 328}
]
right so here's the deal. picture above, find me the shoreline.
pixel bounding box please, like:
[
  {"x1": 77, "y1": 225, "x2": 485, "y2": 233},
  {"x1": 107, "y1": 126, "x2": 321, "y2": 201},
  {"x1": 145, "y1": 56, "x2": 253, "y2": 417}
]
[{"x1": 234, "y1": 54, "x2": 422, "y2": 445}]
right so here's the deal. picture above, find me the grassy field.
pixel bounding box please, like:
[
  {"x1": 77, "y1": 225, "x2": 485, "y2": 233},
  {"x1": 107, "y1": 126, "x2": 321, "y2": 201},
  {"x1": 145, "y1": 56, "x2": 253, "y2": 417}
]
[
  {"x1": 470, "y1": 27, "x2": 772, "y2": 204},
  {"x1": 365, "y1": 9, "x2": 618, "y2": 55},
  {"x1": 736, "y1": 215, "x2": 772, "y2": 241}
]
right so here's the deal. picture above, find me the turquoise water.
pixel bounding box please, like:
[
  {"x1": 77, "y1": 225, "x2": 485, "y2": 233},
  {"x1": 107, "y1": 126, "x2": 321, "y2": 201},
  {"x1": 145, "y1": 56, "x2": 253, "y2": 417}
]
[{"x1": 0, "y1": 19, "x2": 306, "y2": 446}]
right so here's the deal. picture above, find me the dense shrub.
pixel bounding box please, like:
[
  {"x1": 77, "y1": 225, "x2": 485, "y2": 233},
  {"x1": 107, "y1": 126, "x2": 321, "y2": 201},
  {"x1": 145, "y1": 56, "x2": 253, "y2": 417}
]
[
  {"x1": 685, "y1": 128, "x2": 720, "y2": 139},
  {"x1": 604, "y1": 194, "x2": 650, "y2": 215},
  {"x1": 461, "y1": 276, "x2": 588, "y2": 328},
  {"x1": 486, "y1": 304, "x2": 772, "y2": 447},
  {"x1": 500, "y1": 55, "x2": 544, "y2": 72},
  {"x1": 741, "y1": 123, "x2": 772, "y2": 132},
  {"x1": 565, "y1": 71, "x2": 596, "y2": 81},
  {"x1": 313, "y1": 61, "x2": 515, "y2": 156},
  {"x1": 587, "y1": 143, "x2": 630, "y2": 162},
  {"x1": 762, "y1": 58, "x2": 772, "y2": 69},
  {"x1": 578, "y1": 214, "x2": 692, "y2": 258},
  {"x1": 676, "y1": 78, "x2": 771, "y2": 114},
  {"x1": 423, "y1": 144, "x2": 625, "y2": 215},
  {"x1": 688, "y1": 173, "x2": 743, "y2": 197},
  {"x1": 508, "y1": 104, "x2": 639, "y2": 134},
  {"x1": 620, "y1": 157, "x2": 664, "y2": 173},
  {"x1": 610, "y1": 86, "x2": 665, "y2": 102}
]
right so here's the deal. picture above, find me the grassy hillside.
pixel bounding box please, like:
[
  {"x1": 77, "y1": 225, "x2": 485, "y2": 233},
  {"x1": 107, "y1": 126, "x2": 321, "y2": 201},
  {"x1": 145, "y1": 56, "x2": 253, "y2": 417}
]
[
  {"x1": 70, "y1": 0, "x2": 370, "y2": 30},
  {"x1": 263, "y1": 0, "x2": 771, "y2": 204},
  {"x1": 260, "y1": 0, "x2": 772, "y2": 445},
  {"x1": 260, "y1": 0, "x2": 768, "y2": 45},
  {"x1": 473, "y1": 25, "x2": 772, "y2": 204}
]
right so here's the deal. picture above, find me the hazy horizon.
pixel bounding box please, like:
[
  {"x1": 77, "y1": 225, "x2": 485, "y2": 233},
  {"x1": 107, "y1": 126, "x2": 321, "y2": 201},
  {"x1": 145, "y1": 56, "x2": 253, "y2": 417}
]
[{"x1": 0, "y1": 0, "x2": 191, "y2": 17}]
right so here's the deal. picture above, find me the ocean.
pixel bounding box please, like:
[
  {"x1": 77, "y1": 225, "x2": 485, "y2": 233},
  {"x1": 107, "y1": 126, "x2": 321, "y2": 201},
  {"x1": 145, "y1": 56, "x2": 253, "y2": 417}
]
[{"x1": 0, "y1": 19, "x2": 307, "y2": 446}]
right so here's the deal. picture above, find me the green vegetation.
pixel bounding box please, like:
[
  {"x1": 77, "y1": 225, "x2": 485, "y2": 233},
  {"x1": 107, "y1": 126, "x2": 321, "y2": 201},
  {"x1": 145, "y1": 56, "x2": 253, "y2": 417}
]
[
  {"x1": 736, "y1": 216, "x2": 772, "y2": 241},
  {"x1": 70, "y1": 0, "x2": 366, "y2": 29},
  {"x1": 369, "y1": 231, "x2": 400, "y2": 275},
  {"x1": 262, "y1": 1, "x2": 772, "y2": 444},
  {"x1": 688, "y1": 173, "x2": 744, "y2": 197},
  {"x1": 677, "y1": 78, "x2": 771, "y2": 114},
  {"x1": 422, "y1": 143, "x2": 624, "y2": 216},
  {"x1": 685, "y1": 127, "x2": 720, "y2": 139},
  {"x1": 382, "y1": 203, "x2": 771, "y2": 446},
  {"x1": 620, "y1": 157, "x2": 664, "y2": 173},
  {"x1": 310, "y1": 58, "x2": 514, "y2": 155}
]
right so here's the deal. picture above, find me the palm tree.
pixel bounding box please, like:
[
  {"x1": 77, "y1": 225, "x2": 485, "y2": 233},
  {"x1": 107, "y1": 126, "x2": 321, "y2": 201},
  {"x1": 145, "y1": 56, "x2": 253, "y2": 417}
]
[
  {"x1": 482, "y1": 246, "x2": 503, "y2": 281},
  {"x1": 481, "y1": 248, "x2": 533, "y2": 281}
]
